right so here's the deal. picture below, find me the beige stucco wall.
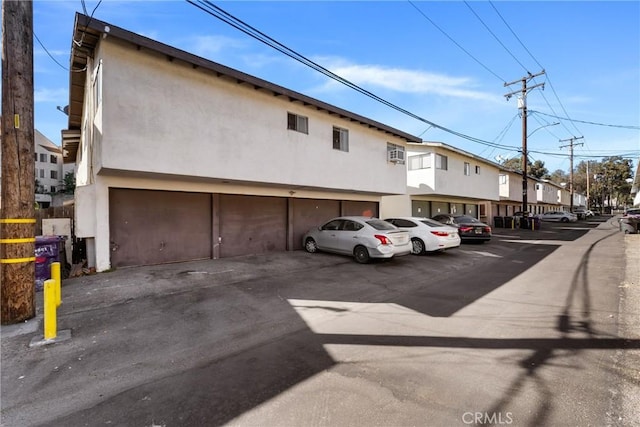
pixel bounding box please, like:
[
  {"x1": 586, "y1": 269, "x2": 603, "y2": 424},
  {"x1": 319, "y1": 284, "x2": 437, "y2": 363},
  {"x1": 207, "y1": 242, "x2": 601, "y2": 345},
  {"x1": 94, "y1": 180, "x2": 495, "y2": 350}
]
[
  {"x1": 407, "y1": 147, "x2": 499, "y2": 201},
  {"x1": 97, "y1": 40, "x2": 408, "y2": 195}
]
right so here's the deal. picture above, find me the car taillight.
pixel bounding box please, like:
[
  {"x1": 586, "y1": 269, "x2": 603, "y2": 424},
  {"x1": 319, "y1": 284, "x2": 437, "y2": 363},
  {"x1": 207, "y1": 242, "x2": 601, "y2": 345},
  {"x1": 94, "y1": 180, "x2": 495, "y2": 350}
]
[
  {"x1": 374, "y1": 234, "x2": 391, "y2": 245},
  {"x1": 459, "y1": 226, "x2": 473, "y2": 232},
  {"x1": 431, "y1": 231, "x2": 450, "y2": 237},
  {"x1": 485, "y1": 226, "x2": 492, "y2": 233}
]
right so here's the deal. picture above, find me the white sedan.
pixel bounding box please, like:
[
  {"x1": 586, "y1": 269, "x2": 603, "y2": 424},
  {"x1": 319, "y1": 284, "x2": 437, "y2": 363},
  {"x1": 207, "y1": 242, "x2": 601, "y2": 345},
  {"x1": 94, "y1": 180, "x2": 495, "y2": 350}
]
[
  {"x1": 384, "y1": 217, "x2": 461, "y2": 254},
  {"x1": 540, "y1": 211, "x2": 578, "y2": 222}
]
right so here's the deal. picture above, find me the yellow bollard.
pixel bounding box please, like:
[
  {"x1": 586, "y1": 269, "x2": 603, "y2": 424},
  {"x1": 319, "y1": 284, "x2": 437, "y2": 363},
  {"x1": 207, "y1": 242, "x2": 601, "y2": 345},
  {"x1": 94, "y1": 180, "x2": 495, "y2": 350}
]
[
  {"x1": 51, "y1": 262, "x2": 61, "y2": 307},
  {"x1": 44, "y1": 279, "x2": 57, "y2": 340}
]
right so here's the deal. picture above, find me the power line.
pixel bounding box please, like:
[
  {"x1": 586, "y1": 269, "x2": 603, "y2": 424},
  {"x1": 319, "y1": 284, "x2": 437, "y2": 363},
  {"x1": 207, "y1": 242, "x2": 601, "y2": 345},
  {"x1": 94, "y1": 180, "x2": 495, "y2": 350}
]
[
  {"x1": 530, "y1": 110, "x2": 640, "y2": 130},
  {"x1": 186, "y1": 0, "x2": 518, "y2": 152},
  {"x1": 407, "y1": 0, "x2": 506, "y2": 83},
  {"x1": 34, "y1": 32, "x2": 68, "y2": 71},
  {"x1": 489, "y1": 0, "x2": 584, "y2": 138},
  {"x1": 463, "y1": 1, "x2": 529, "y2": 73}
]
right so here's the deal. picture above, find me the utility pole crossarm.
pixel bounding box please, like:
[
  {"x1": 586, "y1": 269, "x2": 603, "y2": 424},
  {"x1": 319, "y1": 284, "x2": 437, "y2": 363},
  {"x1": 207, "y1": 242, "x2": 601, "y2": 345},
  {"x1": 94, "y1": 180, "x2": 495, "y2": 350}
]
[{"x1": 559, "y1": 136, "x2": 585, "y2": 213}]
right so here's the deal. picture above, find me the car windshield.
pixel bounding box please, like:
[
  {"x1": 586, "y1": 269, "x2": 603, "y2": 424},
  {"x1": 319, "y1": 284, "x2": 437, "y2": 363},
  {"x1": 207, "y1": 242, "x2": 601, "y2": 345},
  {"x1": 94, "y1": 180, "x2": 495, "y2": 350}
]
[
  {"x1": 366, "y1": 219, "x2": 397, "y2": 231},
  {"x1": 420, "y1": 219, "x2": 446, "y2": 227},
  {"x1": 454, "y1": 215, "x2": 480, "y2": 223}
]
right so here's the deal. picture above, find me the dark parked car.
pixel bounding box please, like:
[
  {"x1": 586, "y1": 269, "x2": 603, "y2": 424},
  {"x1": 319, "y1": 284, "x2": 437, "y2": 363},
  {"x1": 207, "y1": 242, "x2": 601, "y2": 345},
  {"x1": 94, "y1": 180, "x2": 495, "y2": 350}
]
[{"x1": 431, "y1": 214, "x2": 492, "y2": 242}]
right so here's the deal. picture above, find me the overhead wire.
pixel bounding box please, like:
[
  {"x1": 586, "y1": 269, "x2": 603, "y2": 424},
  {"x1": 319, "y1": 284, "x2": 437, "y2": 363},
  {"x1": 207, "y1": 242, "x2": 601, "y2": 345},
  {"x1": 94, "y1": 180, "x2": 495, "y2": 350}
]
[
  {"x1": 463, "y1": 1, "x2": 530, "y2": 74},
  {"x1": 488, "y1": 0, "x2": 584, "y2": 139},
  {"x1": 407, "y1": 0, "x2": 506, "y2": 84},
  {"x1": 186, "y1": 0, "x2": 520, "y2": 152},
  {"x1": 187, "y1": 1, "x2": 636, "y2": 164},
  {"x1": 529, "y1": 110, "x2": 640, "y2": 130},
  {"x1": 34, "y1": 32, "x2": 68, "y2": 71}
]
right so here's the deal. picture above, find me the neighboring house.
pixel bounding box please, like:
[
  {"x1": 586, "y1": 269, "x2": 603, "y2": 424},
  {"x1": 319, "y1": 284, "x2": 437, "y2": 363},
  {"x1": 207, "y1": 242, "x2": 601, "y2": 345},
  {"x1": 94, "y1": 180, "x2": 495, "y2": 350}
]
[
  {"x1": 61, "y1": 14, "x2": 421, "y2": 272},
  {"x1": 381, "y1": 142, "x2": 500, "y2": 224},
  {"x1": 34, "y1": 130, "x2": 64, "y2": 207},
  {"x1": 495, "y1": 168, "x2": 538, "y2": 217},
  {"x1": 535, "y1": 180, "x2": 570, "y2": 211}
]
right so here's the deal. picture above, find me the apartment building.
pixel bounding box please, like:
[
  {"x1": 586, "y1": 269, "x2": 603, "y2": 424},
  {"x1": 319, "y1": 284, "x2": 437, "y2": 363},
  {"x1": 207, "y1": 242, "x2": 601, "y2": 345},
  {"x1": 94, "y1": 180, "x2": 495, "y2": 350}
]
[{"x1": 61, "y1": 13, "x2": 420, "y2": 271}]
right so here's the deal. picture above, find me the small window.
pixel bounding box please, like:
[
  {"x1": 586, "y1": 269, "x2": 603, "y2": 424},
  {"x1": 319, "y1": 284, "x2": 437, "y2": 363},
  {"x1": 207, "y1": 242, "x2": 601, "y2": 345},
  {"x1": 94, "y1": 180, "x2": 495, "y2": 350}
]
[
  {"x1": 50, "y1": 186, "x2": 56, "y2": 193},
  {"x1": 408, "y1": 154, "x2": 432, "y2": 170},
  {"x1": 39, "y1": 153, "x2": 47, "y2": 162},
  {"x1": 333, "y1": 127, "x2": 349, "y2": 152},
  {"x1": 35, "y1": 153, "x2": 38, "y2": 161},
  {"x1": 40, "y1": 169, "x2": 45, "y2": 178},
  {"x1": 287, "y1": 112, "x2": 308, "y2": 134},
  {"x1": 50, "y1": 170, "x2": 58, "y2": 179},
  {"x1": 464, "y1": 162, "x2": 471, "y2": 176},
  {"x1": 435, "y1": 154, "x2": 448, "y2": 170},
  {"x1": 475, "y1": 165, "x2": 481, "y2": 174},
  {"x1": 50, "y1": 155, "x2": 57, "y2": 164},
  {"x1": 499, "y1": 174, "x2": 507, "y2": 184}
]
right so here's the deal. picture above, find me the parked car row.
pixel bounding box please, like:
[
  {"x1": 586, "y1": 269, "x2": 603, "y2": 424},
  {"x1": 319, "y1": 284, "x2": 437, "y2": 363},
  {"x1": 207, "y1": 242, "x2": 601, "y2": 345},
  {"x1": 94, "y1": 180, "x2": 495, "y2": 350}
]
[{"x1": 303, "y1": 214, "x2": 492, "y2": 263}]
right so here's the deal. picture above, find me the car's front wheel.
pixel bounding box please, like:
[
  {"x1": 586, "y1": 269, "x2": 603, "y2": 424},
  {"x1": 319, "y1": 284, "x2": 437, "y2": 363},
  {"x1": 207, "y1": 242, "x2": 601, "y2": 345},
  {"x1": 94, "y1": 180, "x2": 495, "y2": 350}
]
[
  {"x1": 411, "y1": 238, "x2": 425, "y2": 255},
  {"x1": 353, "y1": 245, "x2": 370, "y2": 264},
  {"x1": 561, "y1": 217, "x2": 569, "y2": 223},
  {"x1": 304, "y1": 238, "x2": 318, "y2": 253}
]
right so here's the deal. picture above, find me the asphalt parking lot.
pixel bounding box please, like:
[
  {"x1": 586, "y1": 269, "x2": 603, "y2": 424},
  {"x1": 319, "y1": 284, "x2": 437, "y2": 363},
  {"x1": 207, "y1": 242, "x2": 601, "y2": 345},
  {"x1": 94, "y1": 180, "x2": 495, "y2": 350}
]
[{"x1": 1, "y1": 216, "x2": 638, "y2": 427}]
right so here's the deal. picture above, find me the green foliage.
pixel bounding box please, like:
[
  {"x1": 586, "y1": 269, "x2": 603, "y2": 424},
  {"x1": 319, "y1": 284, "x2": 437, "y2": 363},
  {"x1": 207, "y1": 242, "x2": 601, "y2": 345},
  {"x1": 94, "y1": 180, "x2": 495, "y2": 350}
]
[
  {"x1": 499, "y1": 157, "x2": 549, "y2": 179},
  {"x1": 63, "y1": 172, "x2": 76, "y2": 194}
]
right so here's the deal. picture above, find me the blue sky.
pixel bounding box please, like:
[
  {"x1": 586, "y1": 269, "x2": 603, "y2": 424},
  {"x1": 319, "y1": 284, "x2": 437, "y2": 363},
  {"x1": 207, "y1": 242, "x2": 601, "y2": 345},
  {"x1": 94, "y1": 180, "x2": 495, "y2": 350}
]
[{"x1": 31, "y1": 1, "x2": 640, "y2": 174}]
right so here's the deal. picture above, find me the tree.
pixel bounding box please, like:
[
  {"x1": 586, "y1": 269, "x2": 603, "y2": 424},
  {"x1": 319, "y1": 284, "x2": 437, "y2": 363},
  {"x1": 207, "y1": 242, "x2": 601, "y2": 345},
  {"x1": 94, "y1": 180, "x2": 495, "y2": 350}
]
[
  {"x1": 500, "y1": 157, "x2": 548, "y2": 179},
  {"x1": 63, "y1": 171, "x2": 75, "y2": 194},
  {"x1": 529, "y1": 160, "x2": 548, "y2": 179},
  {"x1": 501, "y1": 157, "x2": 522, "y2": 172},
  {"x1": 548, "y1": 169, "x2": 569, "y2": 186},
  {"x1": 589, "y1": 157, "x2": 634, "y2": 210}
]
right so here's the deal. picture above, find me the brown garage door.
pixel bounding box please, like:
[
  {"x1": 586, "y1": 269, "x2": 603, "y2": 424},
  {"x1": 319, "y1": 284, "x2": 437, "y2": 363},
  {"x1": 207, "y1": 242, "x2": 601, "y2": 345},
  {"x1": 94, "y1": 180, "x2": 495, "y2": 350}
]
[
  {"x1": 219, "y1": 194, "x2": 287, "y2": 258},
  {"x1": 291, "y1": 199, "x2": 340, "y2": 250},
  {"x1": 342, "y1": 200, "x2": 378, "y2": 217},
  {"x1": 109, "y1": 189, "x2": 212, "y2": 267}
]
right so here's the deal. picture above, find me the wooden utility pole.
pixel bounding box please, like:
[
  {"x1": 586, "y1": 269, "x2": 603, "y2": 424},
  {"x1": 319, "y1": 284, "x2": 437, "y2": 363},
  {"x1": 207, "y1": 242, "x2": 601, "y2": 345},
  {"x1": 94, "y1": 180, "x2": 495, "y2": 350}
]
[
  {"x1": 559, "y1": 136, "x2": 584, "y2": 212},
  {"x1": 504, "y1": 71, "x2": 545, "y2": 222},
  {"x1": 1, "y1": 0, "x2": 36, "y2": 324}
]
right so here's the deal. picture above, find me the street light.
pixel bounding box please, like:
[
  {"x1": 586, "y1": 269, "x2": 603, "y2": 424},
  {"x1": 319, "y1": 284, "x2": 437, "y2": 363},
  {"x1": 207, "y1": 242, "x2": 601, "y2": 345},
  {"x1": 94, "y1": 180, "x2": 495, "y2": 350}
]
[{"x1": 527, "y1": 122, "x2": 559, "y2": 138}]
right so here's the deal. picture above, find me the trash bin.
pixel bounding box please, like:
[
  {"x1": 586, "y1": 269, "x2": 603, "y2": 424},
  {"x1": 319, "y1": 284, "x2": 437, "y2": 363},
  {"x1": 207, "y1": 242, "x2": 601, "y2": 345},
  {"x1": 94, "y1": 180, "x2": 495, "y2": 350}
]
[
  {"x1": 504, "y1": 216, "x2": 514, "y2": 229},
  {"x1": 494, "y1": 216, "x2": 504, "y2": 228},
  {"x1": 35, "y1": 236, "x2": 65, "y2": 291}
]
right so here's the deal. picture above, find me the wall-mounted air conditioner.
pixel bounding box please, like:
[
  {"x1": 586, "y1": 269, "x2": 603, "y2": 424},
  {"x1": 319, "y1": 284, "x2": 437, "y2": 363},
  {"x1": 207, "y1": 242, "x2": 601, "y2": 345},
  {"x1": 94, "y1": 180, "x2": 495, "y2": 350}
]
[{"x1": 387, "y1": 149, "x2": 405, "y2": 163}]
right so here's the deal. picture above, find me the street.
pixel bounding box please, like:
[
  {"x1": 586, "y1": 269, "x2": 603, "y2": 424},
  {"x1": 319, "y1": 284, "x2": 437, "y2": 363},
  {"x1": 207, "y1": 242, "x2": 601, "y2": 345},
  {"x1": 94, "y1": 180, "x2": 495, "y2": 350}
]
[{"x1": 1, "y1": 216, "x2": 639, "y2": 427}]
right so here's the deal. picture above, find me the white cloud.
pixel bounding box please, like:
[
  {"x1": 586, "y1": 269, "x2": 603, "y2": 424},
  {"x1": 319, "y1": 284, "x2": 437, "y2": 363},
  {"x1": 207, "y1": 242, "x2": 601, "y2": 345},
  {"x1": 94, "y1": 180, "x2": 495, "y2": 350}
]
[
  {"x1": 185, "y1": 35, "x2": 248, "y2": 58},
  {"x1": 312, "y1": 57, "x2": 496, "y2": 102}
]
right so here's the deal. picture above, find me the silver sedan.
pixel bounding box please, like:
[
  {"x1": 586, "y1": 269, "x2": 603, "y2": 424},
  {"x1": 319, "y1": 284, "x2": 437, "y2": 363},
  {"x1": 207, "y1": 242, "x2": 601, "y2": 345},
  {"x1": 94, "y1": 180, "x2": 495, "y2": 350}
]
[
  {"x1": 384, "y1": 217, "x2": 460, "y2": 254},
  {"x1": 540, "y1": 211, "x2": 578, "y2": 222},
  {"x1": 303, "y1": 216, "x2": 411, "y2": 263}
]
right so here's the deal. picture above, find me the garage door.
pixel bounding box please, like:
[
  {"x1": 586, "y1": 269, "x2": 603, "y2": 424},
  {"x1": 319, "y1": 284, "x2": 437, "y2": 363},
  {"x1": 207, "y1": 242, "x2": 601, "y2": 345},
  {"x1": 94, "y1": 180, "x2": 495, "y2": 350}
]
[
  {"x1": 342, "y1": 201, "x2": 378, "y2": 217},
  {"x1": 412, "y1": 200, "x2": 431, "y2": 217},
  {"x1": 109, "y1": 189, "x2": 212, "y2": 267},
  {"x1": 219, "y1": 195, "x2": 287, "y2": 257},
  {"x1": 291, "y1": 199, "x2": 340, "y2": 250}
]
